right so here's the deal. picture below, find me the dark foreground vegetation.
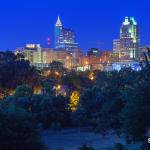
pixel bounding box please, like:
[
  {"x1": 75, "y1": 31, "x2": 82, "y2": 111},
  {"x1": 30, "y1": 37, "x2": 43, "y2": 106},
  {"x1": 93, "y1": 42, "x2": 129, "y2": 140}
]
[{"x1": 0, "y1": 51, "x2": 150, "y2": 150}]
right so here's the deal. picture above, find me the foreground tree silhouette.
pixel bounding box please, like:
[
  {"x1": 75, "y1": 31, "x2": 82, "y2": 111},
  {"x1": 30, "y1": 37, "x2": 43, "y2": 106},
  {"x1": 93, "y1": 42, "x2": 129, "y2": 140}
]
[
  {"x1": 0, "y1": 51, "x2": 41, "y2": 98},
  {"x1": 0, "y1": 105, "x2": 47, "y2": 150},
  {"x1": 120, "y1": 67, "x2": 150, "y2": 142},
  {"x1": 15, "y1": 84, "x2": 33, "y2": 97}
]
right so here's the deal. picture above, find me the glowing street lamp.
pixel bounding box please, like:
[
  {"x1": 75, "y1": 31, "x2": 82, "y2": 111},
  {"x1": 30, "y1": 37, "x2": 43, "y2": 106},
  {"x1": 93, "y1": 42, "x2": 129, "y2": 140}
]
[
  {"x1": 89, "y1": 72, "x2": 95, "y2": 81},
  {"x1": 85, "y1": 61, "x2": 89, "y2": 65},
  {"x1": 55, "y1": 71, "x2": 60, "y2": 76},
  {"x1": 54, "y1": 84, "x2": 62, "y2": 96},
  {"x1": 56, "y1": 84, "x2": 61, "y2": 90}
]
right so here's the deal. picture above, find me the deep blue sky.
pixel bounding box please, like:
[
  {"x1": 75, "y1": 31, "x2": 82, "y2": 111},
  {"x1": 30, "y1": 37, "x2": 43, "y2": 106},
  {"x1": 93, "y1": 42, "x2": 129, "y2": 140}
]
[{"x1": 0, "y1": 0, "x2": 150, "y2": 51}]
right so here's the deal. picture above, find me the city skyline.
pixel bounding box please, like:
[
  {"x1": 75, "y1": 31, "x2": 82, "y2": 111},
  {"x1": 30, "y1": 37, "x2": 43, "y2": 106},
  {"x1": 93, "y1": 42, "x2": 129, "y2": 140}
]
[{"x1": 0, "y1": 0, "x2": 150, "y2": 51}]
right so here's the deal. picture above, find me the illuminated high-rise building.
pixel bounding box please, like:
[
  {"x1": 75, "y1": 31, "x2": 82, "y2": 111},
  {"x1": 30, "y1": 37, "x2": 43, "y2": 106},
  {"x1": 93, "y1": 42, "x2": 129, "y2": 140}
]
[
  {"x1": 54, "y1": 16, "x2": 78, "y2": 52},
  {"x1": 119, "y1": 17, "x2": 140, "y2": 62},
  {"x1": 55, "y1": 16, "x2": 63, "y2": 48},
  {"x1": 61, "y1": 28, "x2": 78, "y2": 52}
]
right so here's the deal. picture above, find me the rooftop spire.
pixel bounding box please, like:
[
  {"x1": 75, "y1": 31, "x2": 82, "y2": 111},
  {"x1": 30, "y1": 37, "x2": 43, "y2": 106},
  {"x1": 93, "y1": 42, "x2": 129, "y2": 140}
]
[{"x1": 56, "y1": 16, "x2": 62, "y2": 26}]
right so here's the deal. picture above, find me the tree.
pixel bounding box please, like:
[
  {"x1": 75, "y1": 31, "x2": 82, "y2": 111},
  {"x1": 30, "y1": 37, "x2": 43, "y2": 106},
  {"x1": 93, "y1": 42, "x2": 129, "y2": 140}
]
[
  {"x1": 33, "y1": 96, "x2": 54, "y2": 129},
  {"x1": 40, "y1": 79, "x2": 55, "y2": 96},
  {"x1": 95, "y1": 97, "x2": 123, "y2": 133},
  {"x1": 71, "y1": 107, "x2": 87, "y2": 127},
  {"x1": 31, "y1": 95, "x2": 70, "y2": 129},
  {"x1": 49, "y1": 61, "x2": 65, "y2": 72},
  {"x1": 0, "y1": 51, "x2": 17, "y2": 64},
  {"x1": 50, "y1": 96, "x2": 70, "y2": 127},
  {"x1": 120, "y1": 68, "x2": 150, "y2": 142},
  {"x1": 0, "y1": 51, "x2": 41, "y2": 97},
  {"x1": 15, "y1": 84, "x2": 33, "y2": 97},
  {"x1": 0, "y1": 105, "x2": 47, "y2": 150},
  {"x1": 79, "y1": 86, "x2": 103, "y2": 118}
]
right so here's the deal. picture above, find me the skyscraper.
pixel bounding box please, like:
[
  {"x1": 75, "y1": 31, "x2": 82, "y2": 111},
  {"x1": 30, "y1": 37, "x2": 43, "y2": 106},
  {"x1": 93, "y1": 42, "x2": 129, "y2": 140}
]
[
  {"x1": 55, "y1": 16, "x2": 63, "y2": 48},
  {"x1": 119, "y1": 17, "x2": 140, "y2": 62},
  {"x1": 61, "y1": 28, "x2": 78, "y2": 52},
  {"x1": 54, "y1": 16, "x2": 78, "y2": 52}
]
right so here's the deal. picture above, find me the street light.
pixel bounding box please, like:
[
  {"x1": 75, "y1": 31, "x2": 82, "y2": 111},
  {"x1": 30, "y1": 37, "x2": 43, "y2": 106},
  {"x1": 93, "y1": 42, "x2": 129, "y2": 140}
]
[
  {"x1": 89, "y1": 72, "x2": 95, "y2": 81},
  {"x1": 55, "y1": 84, "x2": 61, "y2": 96}
]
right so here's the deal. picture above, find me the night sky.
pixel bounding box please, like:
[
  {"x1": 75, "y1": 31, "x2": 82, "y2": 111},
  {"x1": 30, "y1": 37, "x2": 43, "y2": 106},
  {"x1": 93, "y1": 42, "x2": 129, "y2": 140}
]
[{"x1": 0, "y1": 0, "x2": 150, "y2": 51}]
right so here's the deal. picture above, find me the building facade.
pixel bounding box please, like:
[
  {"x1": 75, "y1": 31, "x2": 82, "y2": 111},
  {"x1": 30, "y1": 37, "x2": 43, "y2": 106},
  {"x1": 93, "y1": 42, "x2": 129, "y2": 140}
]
[
  {"x1": 113, "y1": 39, "x2": 120, "y2": 53},
  {"x1": 54, "y1": 17, "x2": 78, "y2": 52},
  {"x1": 119, "y1": 17, "x2": 140, "y2": 62},
  {"x1": 87, "y1": 48, "x2": 101, "y2": 57},
  {"x1": 23, "y1": 44, "x2": 41, "y2": 63},
  {"x1": 55, "y1": 16, "x2": 63, "y2": 49},
  {"x1": 140, "y1": 46, "x2": 150, "y2": 62}
]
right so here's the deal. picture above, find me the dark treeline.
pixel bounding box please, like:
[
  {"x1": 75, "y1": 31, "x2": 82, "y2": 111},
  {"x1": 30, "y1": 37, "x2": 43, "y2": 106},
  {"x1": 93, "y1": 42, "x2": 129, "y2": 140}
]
[{"x1": 0, "y1": 51, "x2": 150, "y2": 150}]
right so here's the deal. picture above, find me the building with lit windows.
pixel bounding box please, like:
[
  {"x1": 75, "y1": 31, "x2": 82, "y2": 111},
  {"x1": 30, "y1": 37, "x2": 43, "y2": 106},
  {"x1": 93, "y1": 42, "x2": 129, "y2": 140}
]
[
  {"x1": 112, "y1": 17, "x2": 141, "y2": 71},
  {"x1": 113, "y1": 39, "x2": 120, "y2": 53},
  {"x1": 61, "y1": 28, "x2": 78, "y2": 52},
  {"x1": 119, "y1": 17, "x2": 140, "y2": 62},
  {"x1": 54, "y1": 16, "x2": 78, "y2": 52},
  {"x1": 55, "y1": 16, "x2": 63, "y2": 48},
  {"x1": 77, "y1": 51, "x2": 115, "y2": 71},
  {"x1": 140, "y1": 46, "x2": 150, "y2": 62},
  {"x1": 42, "y1": 48, "x2": 57, "y2": 64},
  {"x1": 15, "y1": 16, "x2": 143, "y2": 72},
  {"x1": 33, "y1": 47, "x2": 43, "y2": 64},
  {"x1": 71, "y1": 48, "x2": 83, "y2": 68},
  {"x1": 87, "y1": 48, "x2": 101, "y2": 57},
  {"x1": 22, "y1": 44, "x2": 41, "y2": 63}
]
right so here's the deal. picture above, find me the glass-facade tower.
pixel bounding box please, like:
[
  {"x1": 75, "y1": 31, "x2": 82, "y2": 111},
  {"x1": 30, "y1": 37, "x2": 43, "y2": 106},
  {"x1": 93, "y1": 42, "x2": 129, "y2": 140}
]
[
  {"x1": 55, "y1": 16, "x2": 63, "y2": 48},
  {"x1": 119, "y1": 17, "x2": 140, "y2": 62},
  {"x1": 54, "y1": 16, "x2": 78, "y2": 52}
]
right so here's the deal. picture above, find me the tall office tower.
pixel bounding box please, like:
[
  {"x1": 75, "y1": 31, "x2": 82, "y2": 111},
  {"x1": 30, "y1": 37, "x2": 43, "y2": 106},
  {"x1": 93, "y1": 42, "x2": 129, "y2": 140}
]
[
  {"x1": 54, "y1": 16, "x2": 78, "y2": 52},
  {"x1": 55, "y1": 16, "x2": 63, "y2": 48},
  {"x1": 61, "y1": 28, "x2": 78, "y2": 52},
  {"x1": 119, "y1": 17, "x2": 140, "y2": 62}
]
